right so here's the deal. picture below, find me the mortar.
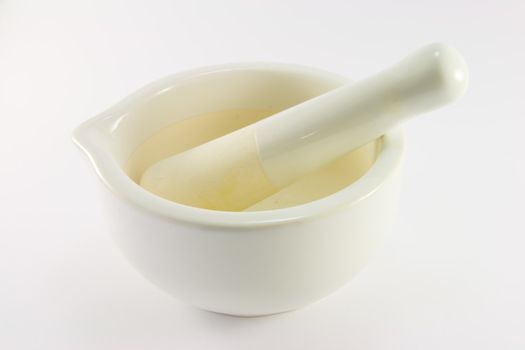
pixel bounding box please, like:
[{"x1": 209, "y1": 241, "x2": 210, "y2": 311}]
[{"x1": 73, "y1": 63, "x2": 404, "y2": 316}]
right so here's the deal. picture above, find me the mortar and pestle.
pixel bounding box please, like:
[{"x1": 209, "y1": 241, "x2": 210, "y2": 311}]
[{"x1": 74, "y1": 43, "x2": 468, "y2": 316}]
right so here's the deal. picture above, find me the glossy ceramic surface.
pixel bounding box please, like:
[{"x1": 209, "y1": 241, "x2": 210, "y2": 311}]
[{"x1": 73, "y1": 63, "x2": 405, "y2": 316}]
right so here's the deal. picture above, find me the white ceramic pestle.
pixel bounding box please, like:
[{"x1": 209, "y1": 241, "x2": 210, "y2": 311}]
[{"x1": 140, "y1": 43, "x2": 468, "y2": 211}]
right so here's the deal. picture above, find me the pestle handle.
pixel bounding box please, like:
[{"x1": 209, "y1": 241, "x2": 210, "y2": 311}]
[
  {"x1": 255, "y1": 43, "x2": 469, "y2": 186},
  {"x1": 140, "y1": 43, "x2": 468, "y2": 211}
]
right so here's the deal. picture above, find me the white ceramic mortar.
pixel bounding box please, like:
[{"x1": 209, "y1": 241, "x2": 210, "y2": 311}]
[{"x1": 73, "y1": 63, "x2": 404, "y2": 316}]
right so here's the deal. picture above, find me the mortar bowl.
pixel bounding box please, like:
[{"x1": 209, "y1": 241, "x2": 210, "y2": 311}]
[{"x1": 73, "y1": 63, "x2": 404, "y2": 316}]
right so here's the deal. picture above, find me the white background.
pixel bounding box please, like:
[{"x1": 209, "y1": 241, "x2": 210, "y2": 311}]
[{"x1": 1, "y1": 1, "x2": 524, "y2": 349}]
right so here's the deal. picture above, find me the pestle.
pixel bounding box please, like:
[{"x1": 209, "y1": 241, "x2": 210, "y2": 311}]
[{"x1": 140, "y1": 43, "x2": 468, "y2": 211}]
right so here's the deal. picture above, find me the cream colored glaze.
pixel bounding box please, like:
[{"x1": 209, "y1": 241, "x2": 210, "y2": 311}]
[
  {"x1": 126, "y1": 109, "x2": 379, "y2": 211},
  {"x1": 126, "y1": 109, "x2": 275, "y2": 182},
  {"x1": 140, "y1": 127, "x2": 278, "y2": 211},
  {"x1": 245, "y1": 141, "x2": 380, "y2": 211}
]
